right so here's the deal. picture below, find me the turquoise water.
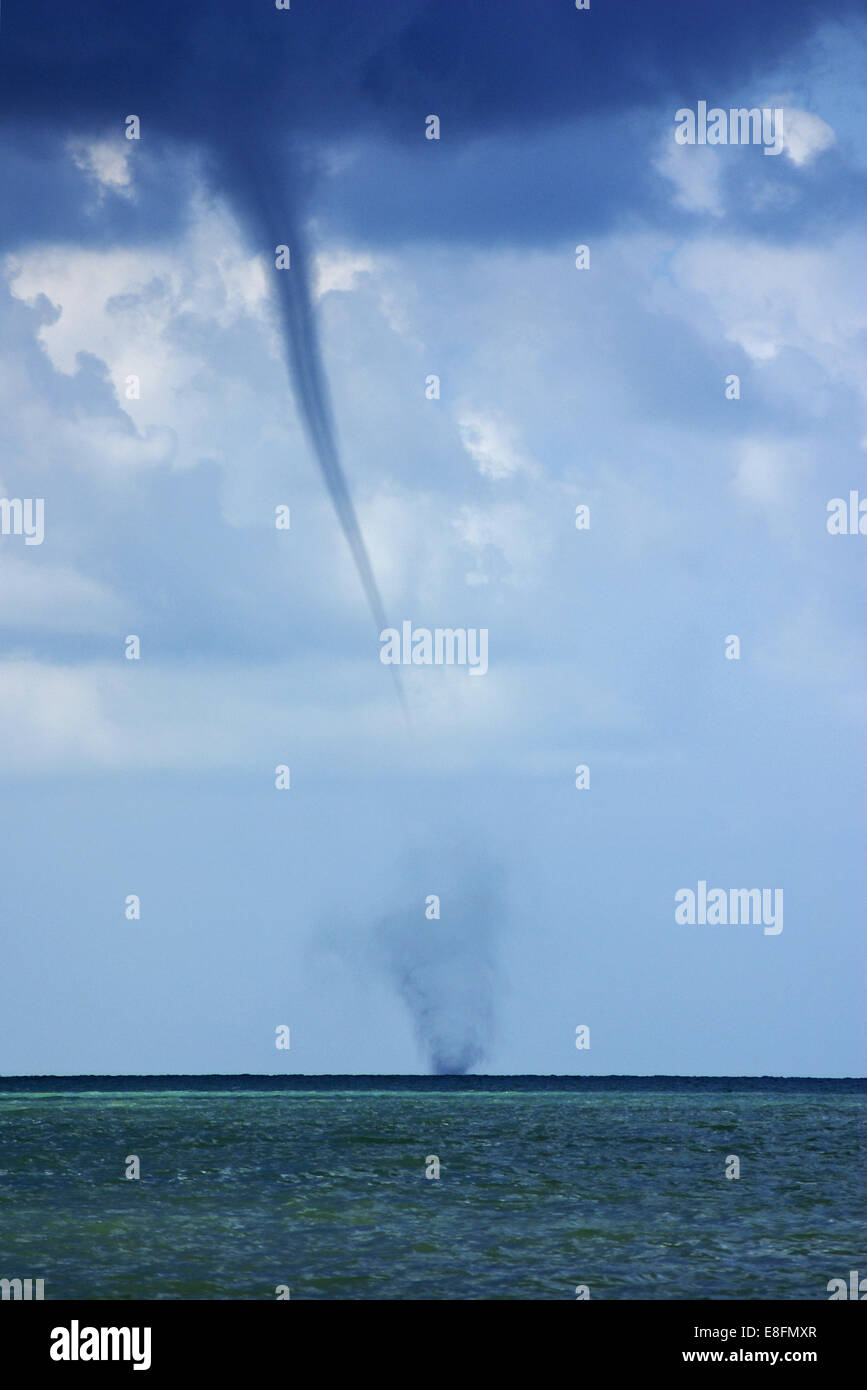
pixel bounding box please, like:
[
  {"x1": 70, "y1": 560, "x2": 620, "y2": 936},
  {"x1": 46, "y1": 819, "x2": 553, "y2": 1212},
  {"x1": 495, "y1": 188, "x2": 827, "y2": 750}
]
[{"x1": 0, "y1": 1082, "x2": 863, "y2": 1299}]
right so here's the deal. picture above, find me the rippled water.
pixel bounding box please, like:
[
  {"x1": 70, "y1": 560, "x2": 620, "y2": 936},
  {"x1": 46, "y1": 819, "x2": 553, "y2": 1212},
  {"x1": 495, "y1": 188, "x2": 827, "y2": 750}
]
[{"x1": 0, "y1": 1082, "x2": 863, "y2": 1299}]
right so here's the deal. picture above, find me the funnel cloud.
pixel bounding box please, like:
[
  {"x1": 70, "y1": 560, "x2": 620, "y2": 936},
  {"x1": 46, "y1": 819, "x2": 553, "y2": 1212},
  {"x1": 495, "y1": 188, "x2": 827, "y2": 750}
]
[{"x1": 211, "y1": 137, "x2": 406, "y2": 711}]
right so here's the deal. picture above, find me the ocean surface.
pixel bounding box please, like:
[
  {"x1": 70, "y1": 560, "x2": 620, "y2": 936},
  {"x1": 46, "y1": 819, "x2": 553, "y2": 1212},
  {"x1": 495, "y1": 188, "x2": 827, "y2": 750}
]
[{"x1": 1, "y1": 1077, "x2": 864, "y2": 1300}]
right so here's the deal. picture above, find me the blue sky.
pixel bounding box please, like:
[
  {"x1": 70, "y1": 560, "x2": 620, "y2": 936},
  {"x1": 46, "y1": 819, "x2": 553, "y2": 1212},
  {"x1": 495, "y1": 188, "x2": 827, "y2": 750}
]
[{"x1": 0, "y1": 1, "x2": 864, "y2": 1074}]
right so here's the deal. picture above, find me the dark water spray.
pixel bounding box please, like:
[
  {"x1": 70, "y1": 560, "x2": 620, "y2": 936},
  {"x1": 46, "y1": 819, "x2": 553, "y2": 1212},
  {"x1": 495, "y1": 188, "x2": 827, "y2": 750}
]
[{"x1": 377, "y1": 863, "x2": 500, "y2": 1074}]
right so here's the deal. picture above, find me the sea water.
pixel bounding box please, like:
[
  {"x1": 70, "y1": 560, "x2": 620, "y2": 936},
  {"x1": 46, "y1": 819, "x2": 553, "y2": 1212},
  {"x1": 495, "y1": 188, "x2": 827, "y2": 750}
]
[{"x1": 0, "y1": 1077, "x2": 863, "y2": 1300}]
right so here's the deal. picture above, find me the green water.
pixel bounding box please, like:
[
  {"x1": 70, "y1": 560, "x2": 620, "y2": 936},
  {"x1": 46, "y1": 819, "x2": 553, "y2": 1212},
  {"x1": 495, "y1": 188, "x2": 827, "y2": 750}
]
[{"x1": 0, "y1": 1086, "x2": 863, "y2": 1299}]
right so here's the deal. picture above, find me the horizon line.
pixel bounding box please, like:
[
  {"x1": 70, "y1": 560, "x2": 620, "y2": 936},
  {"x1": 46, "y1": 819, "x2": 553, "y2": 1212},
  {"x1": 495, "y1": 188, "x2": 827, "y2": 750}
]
[{"x1": 1, "y1": 1072, "x2": 864, "y2": 1082}]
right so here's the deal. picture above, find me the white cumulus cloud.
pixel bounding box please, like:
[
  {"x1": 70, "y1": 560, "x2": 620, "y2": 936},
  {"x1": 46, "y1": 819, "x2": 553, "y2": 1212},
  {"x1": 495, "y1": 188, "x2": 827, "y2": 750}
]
[
  {"x1": 779, "y1": 107, "x2": 836, "y2": 167},
  {"x1": 457, "y1": 410, "x2": 537, "y2": 480}
]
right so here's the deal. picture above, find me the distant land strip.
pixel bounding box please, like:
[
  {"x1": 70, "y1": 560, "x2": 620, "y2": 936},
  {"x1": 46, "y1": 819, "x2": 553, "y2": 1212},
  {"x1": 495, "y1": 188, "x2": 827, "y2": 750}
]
[{"x1": 0, "y1": 1075, "x2": 864, "y2": 1093}]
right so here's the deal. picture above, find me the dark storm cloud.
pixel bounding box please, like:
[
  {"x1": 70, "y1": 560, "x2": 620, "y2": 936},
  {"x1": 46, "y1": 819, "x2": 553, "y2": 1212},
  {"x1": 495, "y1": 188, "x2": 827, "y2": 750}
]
[
  {"x1": 1, "y1": 0, "x2": 854, "y2": 152},
  {"x1": 0, "y1": 0, "x2": 860, "y2": 672},
  {"x1": 1, "y1": 0, "x2": 861, "y2": 254}
]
